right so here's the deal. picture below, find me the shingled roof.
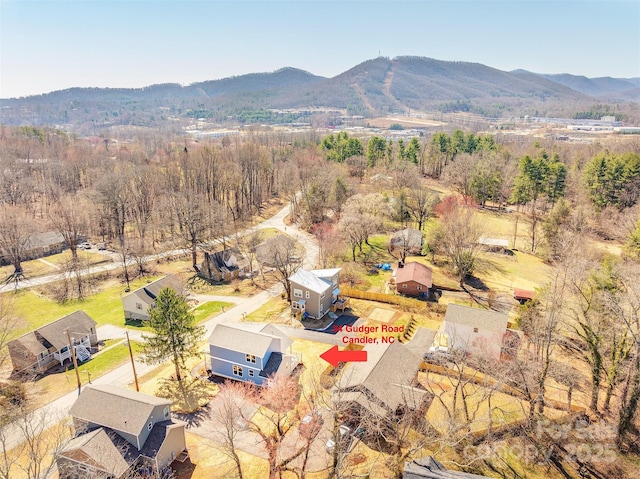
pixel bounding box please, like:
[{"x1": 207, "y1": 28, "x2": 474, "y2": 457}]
[
  {"x1": 443, "y1": 304, "x2": 508, "y2": 333},
  {"x1": 396, "y1": 262, "x2": 433, "y2": 289},
  {"x1": 11, "y1": 310, "x2": 96, "y2": 354},
  {"x1": 208, "y1": 323, "x2": 292, "y2": 358},
  {"x1": 333, "y1": 342, "x2": 427, "y2": 416},
  {"x1": 69, "y1": 385, "x2": 170, "y2": 438}
]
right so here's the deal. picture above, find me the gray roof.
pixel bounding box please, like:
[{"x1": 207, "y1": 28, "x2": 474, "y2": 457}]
[
  {"x1": 404, "y1": 456, "x2": 492, "y2": 478},
  {"x1": 443, "y1": 304, "x2": 508, "y2": 334},
  {"x1": 391, "y1": 228, "x2": 424, "y2": 249},
  {"x1": 59, "y1": 421, "x2": 184, "y2": 476},
  {"x1": 12, "y1": 310, "x2": 96, "y2": 353},
  {"x1": 201, "y1": 248, "x2": 248, "y2": 274},
  {"x1": 25, "y1": 231, "x2": 65, "y2": 250},
  {"x1": 126, "y1": 274, "x2": 183, "y2": 306},
  {"x1": 69, "y1": 385, "x2": 171, "y2": 438},
  {"x1": 289, "y1": 269, "x2": 333, "y2": 294},
  {"x1": 208, "y1": 323, "x2": 289, "y2": 358},
  {"x1": 405, "y1": 328, "x2": 438, "y2": 358},
  {"x1": 59, "y1": 428, "x2": 131, "y2": 477},
  {"x1": 334, "y1": 342, "x2": 426, "y2": 414}
]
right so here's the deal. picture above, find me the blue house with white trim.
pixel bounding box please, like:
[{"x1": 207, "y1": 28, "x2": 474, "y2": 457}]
[{"x1": 208, "y1": 324, "x2": 299, "y2": 386}]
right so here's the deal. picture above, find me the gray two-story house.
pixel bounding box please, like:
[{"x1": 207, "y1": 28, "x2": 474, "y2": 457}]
[
  {"x1": 288, "y1": 268, "x2": 341, "y2": 319},
  {"x1": 208, "y1": 323, "x2": 299, "y2": 386},
  {"x1": 57, "y1": 384, "x2": 187, "y2": 478}
]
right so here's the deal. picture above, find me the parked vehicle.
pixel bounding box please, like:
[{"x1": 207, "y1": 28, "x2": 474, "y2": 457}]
[
  {"x1": 96, "y1": 242, "x2": 107, "y2": 250},
  {"x1": 79, "y1": 242, "x2": 92, "y2": 250}
]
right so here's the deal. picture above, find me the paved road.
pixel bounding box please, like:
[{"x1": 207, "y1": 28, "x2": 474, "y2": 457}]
[{"x1": 2, "y1": 200, "x2": 321, "y2": 451}]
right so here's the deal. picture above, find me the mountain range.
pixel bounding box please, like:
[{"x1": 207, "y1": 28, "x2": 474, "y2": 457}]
[{"x1": 1, "y1": 56, "x2": 638, "y2": 132}]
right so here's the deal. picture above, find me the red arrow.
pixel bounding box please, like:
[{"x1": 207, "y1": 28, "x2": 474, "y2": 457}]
[{"x1": 320, "y1": 346, "x2": 368, "y2": 368}]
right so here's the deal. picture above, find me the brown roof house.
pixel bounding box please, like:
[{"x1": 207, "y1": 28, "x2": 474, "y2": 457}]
[
  {"x1": 8, "y1": 311, "x2": 97, "y2": 374},
  {"x1": 57, "y1": 384, "x2": 187, "y2": 479},
  {"x1": 395, "y1": 262, "x2": 433, "y2": 299},
  {"x1": 198, "y1": 247, "x2": 248, "y2": 282},
  {"x1": 122, "y1": 275, "x2": 184, "y2": 322},
  {"x1": 430, "y1": 304, "x2": 509, "y2": 360},
  {"x1": 332, "y1": 342, "x2": 428, "y2": 421},
  {"x1": 288, "y1": 268, "x2": 341, "y2": 319},
  {"x1": 208, "y1": 323, "x2": 299, "y2": 386}
]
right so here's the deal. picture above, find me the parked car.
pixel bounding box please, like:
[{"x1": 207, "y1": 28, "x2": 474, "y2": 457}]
[
  {"x1": 325, "y1": 425, "x2": 351, "y2": 452},
  {"x1": 79, "y1": 242, "x2": 92, "y2": 250},
  {"x1": 96, "y1": 242, "x2": 107, "y2": 250}
]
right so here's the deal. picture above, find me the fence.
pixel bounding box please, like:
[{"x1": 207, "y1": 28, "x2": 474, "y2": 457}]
[{"x1": 340, "y1": 287, "x2": 444, "y2": 312}]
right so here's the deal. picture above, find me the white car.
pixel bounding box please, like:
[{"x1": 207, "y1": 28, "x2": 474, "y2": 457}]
[
  {"x1": 325, "y1": 425, "x2": 351, "y2": 452},
  {"x1": 79, "y1": 242, "x2": 92, "y2": 250}
]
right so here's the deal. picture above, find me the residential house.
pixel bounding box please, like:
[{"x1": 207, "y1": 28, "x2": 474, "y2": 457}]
[
  {"x1": 57, "y1": 384, "x2": 187, "y2": 479},
  {"x1": 478, "y1": 237, "x2": 510, "y2": 254},
  {"x1": 8, "y1": 311, "x2": 97, "y2": 374},
  {"x1": 122, "y1": 275, "x2": 184, "y2": 322},
  {"x1": 0, "y1": 231, "x2": 77, "y2": 266},
  {"x1": 332, "y1": 342, "x2": 428, "y2": 421},
  {"x1": 288, "y1": 268, "x2": 341, "y2": 319},
  {"x1": 513, "y1": 288, "x2": 535, "y2": 305},
  {"x1": 395, "y1": 262, "x2": 433, "y2": 299},
  {"x1": 404, "y1": 456, "x2": 491, "y2": 478},
  {"x1": 389, "y1": 228, "x2": 424, "y2": 256},
  {"x1": 208, "y1": 323, "x2": 299, "y2": 386},
  {"x1": 430, "y1": 304, "x2": 509, "y2": 360},
  {"x1": 198, "y1": 247, "x2": 248, "y2": 282},
  {"x1": 255, "y1": 235, "x2": 301, "y2": 268}
]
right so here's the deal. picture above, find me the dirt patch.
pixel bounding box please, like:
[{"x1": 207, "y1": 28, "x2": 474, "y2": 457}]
[{"x1": 368, "y1": 307, "x2": 396, "y2": 323}]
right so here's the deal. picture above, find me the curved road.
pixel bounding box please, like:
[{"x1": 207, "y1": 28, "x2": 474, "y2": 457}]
[{"x1": 3, "y1": 200, "x2": 322, "y2": 450}]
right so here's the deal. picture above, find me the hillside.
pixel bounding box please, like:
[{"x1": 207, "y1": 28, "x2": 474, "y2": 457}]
[{"x1": 1, "y1": 56, "x2": 638, "y2": 131}]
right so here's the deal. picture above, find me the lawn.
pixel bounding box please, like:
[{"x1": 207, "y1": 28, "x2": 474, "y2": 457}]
[
  {"x1": 192, "y1": 301, "x2": 234, "y2": 323},
  {"x1": 244, "y1": 296, "x2": 290, "y2": 323},
  {"x1": 28, "y1": 340, "x2": 142, "y2": 408},
  {"x1": 6, "y1": 276, "x2": 163, "y2": 340},
  {"x1": 0, "y1": 250, "x2": 110, "y2": 280}
]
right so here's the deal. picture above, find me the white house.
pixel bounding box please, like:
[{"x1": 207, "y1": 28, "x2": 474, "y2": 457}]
[{"x1": 430, "y1": 304, "x2": 509, "y2": 360}]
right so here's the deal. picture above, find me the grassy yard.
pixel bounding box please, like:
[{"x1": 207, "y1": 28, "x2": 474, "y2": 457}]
[
  {"x1": 244, "y1": 296, "x2": 290, "y2": 323},
  {"x1": 27, "y1": 340, "x2": 142, "y2": 408},
  {"x1": 6, "y1": 276, "x2": 163, "y2": 340},
  {"x1": 192, "y1": 301, "x2": 234, "y2": 323},
  {"x1": 0, "y1": 250, "x2": 110, "y2": 280}
]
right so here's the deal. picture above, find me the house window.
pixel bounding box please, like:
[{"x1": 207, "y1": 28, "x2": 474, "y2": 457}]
[
  {"x1": 294, "y1": 289, "x2": 303, "y2": 298},
  {"x1": 402, "y1": 284, "x2": 407, "y2": 289},
  {"x1": 473, "y1": 327, "x2": 479, "y2": 333},
  {"x1": 147, "y1": 422, "x2": 153, "y2": 431},
  {"x1": 305, "y1": 291, "x2": 310, "y2": 299},
  {"x1": 292, "y1": 302, "x2": 298, "y2": 309},
  {"x1": 246, "y1": 354, "x2": 256, "y2": 363},
  {"x1": 164, "y1": 406, "x2": 170, "y2": 419},
  {"x1": 249, "y1": 370, "x2": 254, "y2": 377},
  {"x1": 417, "y1": 285, "x2": 422, "y2": 290},
  {"x1": 233, "y1": 365, "x2": 243, "y2": 377},
  {"x1": 320, "y1": 292, "x2": 325, "y2": 299},
  {"x1": 136, "y1": 302, "x2": 143, "y2": 311}
]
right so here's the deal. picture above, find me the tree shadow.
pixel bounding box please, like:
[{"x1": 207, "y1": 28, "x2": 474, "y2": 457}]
[
  {"x1": 155, "y1": 377, "x2": 214, "y2": 415},
  {"x1": 173, "y1": 403, "x2": 211, "y2": 428}
]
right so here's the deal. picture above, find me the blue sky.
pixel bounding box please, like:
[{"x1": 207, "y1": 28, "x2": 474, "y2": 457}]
[{"x1": 1, "y1": 0, "x2": 638, "y2": 98}]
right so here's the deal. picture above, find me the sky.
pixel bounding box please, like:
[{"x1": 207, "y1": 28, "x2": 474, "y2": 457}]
[{"x1": 1, "y1": 0, "x2": 639, "y2": 99}]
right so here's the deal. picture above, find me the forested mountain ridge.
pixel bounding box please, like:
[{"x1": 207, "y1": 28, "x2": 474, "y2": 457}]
[{"x1": 1, "y1": 56, "x2": 637, "y2": 131}]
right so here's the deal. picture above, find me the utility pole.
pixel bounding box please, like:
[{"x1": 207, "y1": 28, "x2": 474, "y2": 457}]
[
  {"x1": 65, "y1": 329, "x2": 82, "y2": 396},
  {"x1": 126, "y1": 330, "x2": 140, "y2": 392}
]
